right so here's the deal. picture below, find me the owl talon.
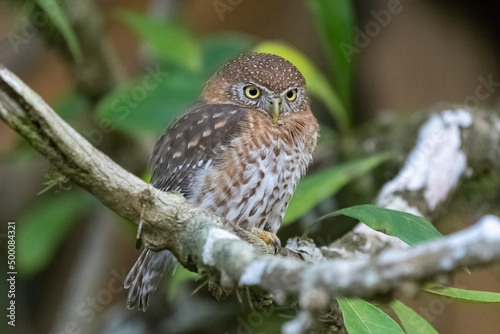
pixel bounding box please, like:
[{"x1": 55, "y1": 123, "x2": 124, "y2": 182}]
[
  {"x1": 273, "y1": 236, "x2": 281, "y2": 255},
  {"x1": 252, "y1": 228, "x2": 281, "y2": 255}
]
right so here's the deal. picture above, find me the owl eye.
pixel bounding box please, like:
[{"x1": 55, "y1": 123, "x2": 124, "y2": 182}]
[
  {"x1": 244, "y1": 86, "x2": 260, "y2": 99},
  {"x1": 286, "y1": 89, "x2": 297, "y2": 101}
]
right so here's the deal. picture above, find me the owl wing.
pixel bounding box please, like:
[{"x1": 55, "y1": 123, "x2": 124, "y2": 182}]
[{"x1": 150, "y1": 103, "x2": 248, "y2": 199}]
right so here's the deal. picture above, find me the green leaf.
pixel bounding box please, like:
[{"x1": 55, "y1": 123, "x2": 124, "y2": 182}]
[
  {"x1": 329, "y1": 205, "x2": 442, "y2": 246},
  {"x1": 141, "y1": 170, "x2": 152, "y2": 183},
  {"x1": 308, "y1": 0, "x2": 355, "y2": 112},
  {"x1": 391, "y1": 300, "x2": 438, "y2": 334},
  {"x1": 36, "y1": 0, "x2": 82, "y2": 62},
  {"x1": 201, "y1": 33, "x2": 255, "y2": 76},
  {"x1": 18, "y1": 191, "x2": 93, "y2": 277},
  {"x1": 95, "y1": 68, "x2": 203, "y2": 134},
  {"x1": 283, "y1": 152, "x2": 392, "y2": 224},
  {"x1": 166, "y1": 266, "x2": 198, "y2": 301},
  {"x1": 338, "y1": 298, "x2": 404, "y2": 334},
  {"x1": 423, "y1": 284, "x2": 500, "y2": 304},
  {"x1": 117, "y1": 9, "x2": 201, "y2": 71},
  {"x1": 53, "y1": 90, "x2": 89, "y2": 125},
  {"x1": 254, "y1": 41, "x2": 349, "y2": 131}
]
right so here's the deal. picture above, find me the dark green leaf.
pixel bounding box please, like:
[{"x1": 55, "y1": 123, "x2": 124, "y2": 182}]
[
  {"x1": 53, "y1": 90, "x2": 89, "y2": 125},
  {"x1": 391, "y1": 300, "x2": 438, "y2": 334},
  {"x1": 338, "y1": 298, "x2": 404, "y2": 334},
  {"x1": 284, "y1": 152, "x2": 392, "y2": 224},
  {"x1": 18, "y1": 191, "x2": 93, "y2": 277},
  {"x1": 423, "y1": 284, "x2": 500, "y2": 304},
  {"x1": 95, "y1": 68, "x2": 203, "y2": 134},
  {"x1": 201, "y1": 33, "x2": 255, "y2": 75},
  {"x1": 308, "y1": 0, "x2": 355, "y2": 112},
  {"x1": 254, "y1": 41, "x2": 349, "y2": 131},
  {"x1": 330, "y1": 205, "x2": 442, "y2": 246},
  {"x1": 117, "y1": 9, "x2": 201, "y2": 71},
  {"x1": 36, "y1": 0, "x2": 82, "y2": 62}
]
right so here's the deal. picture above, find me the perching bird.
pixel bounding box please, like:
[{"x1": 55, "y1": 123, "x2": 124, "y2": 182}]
[{"x1": 124, "y1": 52, "x2": 319, "y2": 311}]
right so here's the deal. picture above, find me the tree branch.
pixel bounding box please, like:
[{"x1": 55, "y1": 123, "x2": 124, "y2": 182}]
[{"x1": 2, "y1": 67, "x2": 500, "y2": 333}]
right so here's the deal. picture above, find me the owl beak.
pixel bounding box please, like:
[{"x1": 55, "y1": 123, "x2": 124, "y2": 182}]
[{"x1": 268, "y1": 97, "x2": 281, "y2": 124}]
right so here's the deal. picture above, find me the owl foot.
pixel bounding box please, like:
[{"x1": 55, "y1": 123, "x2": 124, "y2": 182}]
[{"x1": 252, "y1": 228, "x2": 281, "y2": 254}]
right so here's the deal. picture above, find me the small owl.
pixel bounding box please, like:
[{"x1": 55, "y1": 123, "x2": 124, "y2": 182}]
[{"x1": 125, "y1": 53, "x2": 318, "y2": 310}]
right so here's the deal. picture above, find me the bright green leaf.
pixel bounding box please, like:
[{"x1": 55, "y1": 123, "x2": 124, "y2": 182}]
[
  {"x1": 308, "y1": 0, "x2": 355, "y2": 111},
  {"x1": 391, "y1": 300, "x2": 438, "y2": 334},
  {"x1": 283, "y1": 152, "x2": 392, "y2": 224},
  {"x1": 423, "y1": 284, "x2": 500, "y2": 304},
  {"x1": 36, "y1": 0, "x2": 82, "y2": 62},
  {"x1": 254, "y1": 41, "x2": 349, "y2": 131},
  {"x1": 18, "y1": 191, "x2": 93, "y2": 277},
  {"x1": 95, "y1": 68, "x2": 203, "y2": 134},
  {"x1": 329, "y1": 205, "x2": 442, "y2": 246},
  {"x1": 338, "y1": 298, "x2": 404, "y2": 334},
  {"x1": 141, "y1": 170, "x2": 152, "y2": 183},
  {"x1": 117, "y1": 9, "x2": 201, "y2": 71}
]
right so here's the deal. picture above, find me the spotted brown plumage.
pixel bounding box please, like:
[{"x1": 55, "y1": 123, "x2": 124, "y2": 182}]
[{"x1": 125, "y1": 53, "x2": 319, "y2": 311}]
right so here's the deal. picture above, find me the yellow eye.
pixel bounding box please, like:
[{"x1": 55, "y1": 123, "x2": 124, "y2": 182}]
[
  {"x1": 286, "y1": 89, "x2": 297, "y2": 101},
  {"x1": 244, "y1": 86, "x2": 260, "y2": 99}
]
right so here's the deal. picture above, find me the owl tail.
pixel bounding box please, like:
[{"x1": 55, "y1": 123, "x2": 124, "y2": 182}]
[{"x1": 124, "y1": 249, "x2": 177, "y2": 311}]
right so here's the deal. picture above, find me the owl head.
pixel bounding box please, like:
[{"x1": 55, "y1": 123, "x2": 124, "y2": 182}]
[{"x1": 202, "y1": 53, "x2": 309, "y2": 124}]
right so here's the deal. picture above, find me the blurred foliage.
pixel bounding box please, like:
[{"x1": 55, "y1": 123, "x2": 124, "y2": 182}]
[
  {"x1": 17, "y1": 189, "x2": 93, "y2": 277},
  {"x1": 53, "y1": 90, "x2": 91, "y2": 125},
  {"x1": 167, "y1": 266, "x2": 198, "y2": 302},
  {"x1": 96, "y1": 67, "x2": 204, "y2": 134},
  {"x1": 117, "y1": 10, "x2": 202, "y2": 71},
  {"x1": 33, "y1": 0, "x2": 82, "y2": 62},
  {"x1": 308, "y1": 0, "x2": 356, "y2": 113}
]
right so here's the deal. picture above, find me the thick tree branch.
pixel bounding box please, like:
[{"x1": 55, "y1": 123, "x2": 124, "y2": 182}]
[{"x1": 2, "y1": 67, "x2": 500, "y2": 333}]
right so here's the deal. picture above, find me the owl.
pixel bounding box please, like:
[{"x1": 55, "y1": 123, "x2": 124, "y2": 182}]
[{"x1": 125, "y1": 52, "x2": 319, "y2": 311}]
